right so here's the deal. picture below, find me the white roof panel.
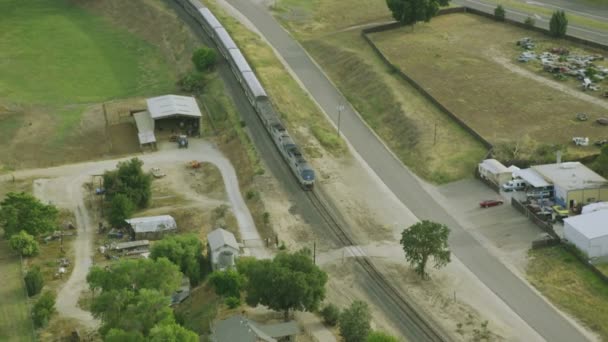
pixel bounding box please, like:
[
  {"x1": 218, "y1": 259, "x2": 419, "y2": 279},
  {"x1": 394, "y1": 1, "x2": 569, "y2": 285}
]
[
  {"x1": 199, "y1": 8, "x2": 222, "y2": 29},
  {"x1": 208, "y1": 228, "x2": 239, "y2": 251},
  {"x1": 242, "y1": 71, "x2": 267, "y2": 99},
  {"x1": 564, "y1": 210, "x2": 608, "y2": 239},
  {"x1": 533, "y1": 162, "x2": 608, "y2": 191},
  {"x1": 126, "y1": 215, "x2": 177, "y2": 233},
  {"x1": 146, "y1": 95, "x2": 202, "y2": 119},
  {"x1": 133, "y1": 111, "x2": 156, "y2": 144},
  {"x1": 513, "y1": 168, "x2": 551, "y2": 188},
  {"x1": 215, "y1": 28, "x2": 237, "y2": 50},
  {"x1": 229, "y1": 48, "x2": 251, "y2": 73},
  {"x1": 480, "y1": 159, "x2": 509, "y2": 174}
]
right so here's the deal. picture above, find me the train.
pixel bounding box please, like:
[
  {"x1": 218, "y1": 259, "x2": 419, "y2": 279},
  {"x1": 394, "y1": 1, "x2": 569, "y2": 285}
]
[{"x1": 176, "y1": 0, "x2": 315, "y2": 189}]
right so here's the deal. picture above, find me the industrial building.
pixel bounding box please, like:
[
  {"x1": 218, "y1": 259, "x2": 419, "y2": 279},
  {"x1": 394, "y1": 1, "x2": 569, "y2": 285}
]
[
  {"x1": 207, "y1": 228, "x2": 239, "y2": 271},
  {"x1": 564, "y1": 210, "x2": 608, "y2": 258},
  {"x1": 125, "y1": 215, "x2": 177, "y2": 240}
]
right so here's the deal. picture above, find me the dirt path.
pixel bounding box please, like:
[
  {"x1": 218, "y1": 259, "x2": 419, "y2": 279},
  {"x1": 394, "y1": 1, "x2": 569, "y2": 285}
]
[{"x1": 11, "y1": 139, "x2": 265, "y2": 327}]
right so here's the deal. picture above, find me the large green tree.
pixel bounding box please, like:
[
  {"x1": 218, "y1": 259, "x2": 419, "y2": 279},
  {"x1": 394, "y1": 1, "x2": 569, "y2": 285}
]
[
  {"x1": 593, "y1": 144, "x2": 608, "y2": 177},
  {"x1": 103, "y1": 158, "x2": 152, "y2": 208},
  {"x1": 32, "y1": 291, "x2": 56, "y2": 328},
  {"x1": 209, "y1": 270, "x2": 243, "y2": 298},
  {"x1": 107, "y1": 194, "x2": 135, "y2": 228},
  {"x1": 239, "y1": 250, "x2": 328, "y2": 320},
  {"x1": 339, "y1": 300, "x2": 371, "y2": 342},
  {"x1": 149, "y1": 323, "x2": 199, "y2": 342},
  {"x1": 9, "y1": 230, "x2": 39, "y2": 257},
  {"x1": 150, "y1": 234, "x2": 205, "y2": 285},
  {"x1": 104, "y1": 328, "x2": 145, "y2": 342},
  {"x1": 400, "y1": 220, "x2": 451, "y2": 278},
  {"x1": 549, "y1": 10, "x2": 568, "y2": 38},
  {"x1": 386, "y1": 0, "x2": 449, "y2": 26},
  {"x1": 24, "y1": 266, "x2": 44, "y2": 297},
  {"x1": 0, "y1": 192, "x2": 58, "y2": 238}
]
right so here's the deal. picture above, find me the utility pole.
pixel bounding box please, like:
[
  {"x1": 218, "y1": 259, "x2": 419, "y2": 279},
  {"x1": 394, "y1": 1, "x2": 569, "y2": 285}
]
[
  {"x1": 313, "y1": 241, "x2": 316, "y2": 265},
  {"x1": 337, "y1": 104, "x2": 345, "y2": 137}
]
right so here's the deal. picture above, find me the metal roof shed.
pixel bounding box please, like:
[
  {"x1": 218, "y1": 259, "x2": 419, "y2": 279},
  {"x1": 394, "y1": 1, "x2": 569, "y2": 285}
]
[
  {"x1": 199, "y1": 8, "x2": 222, "y2": 29},
  {"x1": 133, "y1": 111, "x2": 156, "y2": 145},
  {"x1": 564, "y1": 210, "x2": 608, "y2": 258},
  {"x1": 208, "y1": 228, "x2": 239, "y2": 251},
  {"x1": 242, "y1": 71, "x2": 267, "y2": 99},
  {"x1": 228, "y1": 48, "x2": 252, "y2": 73},
  {"x1": 146, "y1": 95, "x2": 202, "y2": 120},
  {"x1": 513, "y1": 168, "x2": 551, "y2": 188},
  {"x1": 214, "y1": 28, "x2": 237, "y2": 50},
  {"x1": 207, "y1": 228, "x2": 239, "y2": 271},
  {"x1": 126, "y1": 215, "x2": 177, "y2": 240}
]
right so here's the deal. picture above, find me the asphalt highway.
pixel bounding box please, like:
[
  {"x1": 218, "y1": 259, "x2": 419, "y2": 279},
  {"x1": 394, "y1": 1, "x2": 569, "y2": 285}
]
[{"x1": 224, "y1": 0, "x2": 591, "y2": 341}]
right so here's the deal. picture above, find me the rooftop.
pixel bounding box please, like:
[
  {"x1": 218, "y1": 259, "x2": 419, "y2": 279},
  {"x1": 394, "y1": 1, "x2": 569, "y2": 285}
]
[
  {"x1": 125, "y1": 215, "x2": 177, "y2": 233},
  {"x1": 533, "y1": 162, "x2": 608, "y2": 191},
  {"x1": 480, "y1": 159, "x2": 509, "y2": 174},
  {"x1": 113, "y1": 240, "x2": 150, "y2": 250},
  {"x1": 211, "y1": 315, "x2": 299, "y2": 342},
  {"x1": 513, "y1": 168, "x2": 551, "y2": 188},
  {"x1": 208, "y1": 228, "x2": 239, "y2": 251},
  {"x1": 133, "y1": 111, "x2": 156, "y2": 144},
  {"x1": 146, "y1": 95, "x2": 202, "y2": 120},
  {"x1": 564, "y1": 210, "x2": 608, "y2": 239}
]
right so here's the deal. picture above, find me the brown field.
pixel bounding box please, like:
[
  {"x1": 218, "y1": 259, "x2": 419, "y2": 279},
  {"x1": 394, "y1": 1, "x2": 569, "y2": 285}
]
[{"x1": 369, "y1": 13, "x2": 608, "y2": 152}]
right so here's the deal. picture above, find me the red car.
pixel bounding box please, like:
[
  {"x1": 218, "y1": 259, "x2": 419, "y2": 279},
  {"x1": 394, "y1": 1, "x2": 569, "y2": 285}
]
[{"x1": 480, "y1": 199, "x2": 504, "y2": 208}]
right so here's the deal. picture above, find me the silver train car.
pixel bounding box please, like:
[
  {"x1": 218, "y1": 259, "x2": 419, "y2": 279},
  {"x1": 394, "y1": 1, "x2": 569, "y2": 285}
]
[{"x1": 176, "y1": 0, "x2": 315, "y2": 189}]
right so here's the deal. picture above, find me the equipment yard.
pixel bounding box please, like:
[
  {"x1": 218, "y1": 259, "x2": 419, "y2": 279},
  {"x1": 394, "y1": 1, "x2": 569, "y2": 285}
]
[{"x1": 369, "y1": 13, "x2": 608, "y2": 154}]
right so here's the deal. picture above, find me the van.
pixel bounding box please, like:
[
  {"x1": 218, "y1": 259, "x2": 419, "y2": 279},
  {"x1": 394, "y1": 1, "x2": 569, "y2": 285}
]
[{"x1": 502, "y1": 179, "x2": 527, "y2": 192}]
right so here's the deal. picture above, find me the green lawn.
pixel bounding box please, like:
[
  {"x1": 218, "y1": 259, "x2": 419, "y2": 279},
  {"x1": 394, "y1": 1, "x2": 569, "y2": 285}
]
[
  {"x1": 528, "y1": 246, "x2": 608, "y2": 339},
  {"x1": 0, "y1": 241, "x2": 33, "y2": 342},
  {"x1": 0, "y1": 0, "x2": 175, "y2": 105}
]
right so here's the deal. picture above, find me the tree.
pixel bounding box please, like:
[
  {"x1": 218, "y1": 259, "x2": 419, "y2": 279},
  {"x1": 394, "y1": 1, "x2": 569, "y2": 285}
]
[
  {"x1": 240, "y1": 249, "x2": 328, "y2": 320},
  {"x1": 192, "y1": 47, "x2": 217, "y2": 72},
  {"x1": 549, "y1": 10, "x2": 568, "y2": 38},
  {"x1": 104, "y1": 329, "x2": 145, "y2": 342},
  {"x1": 24, "y1": 266, "x2": 44, "y2": 297},
  {"x1": 386, "y1": 0, "x2": 450, "y2": 26},
  {"x1": 494, "y1": 5, "x2": 505, "y2": 21},
  {"x1": 103, "y1": 158, "x2": 152, "y2": 208},
  {"x1": 401, "y1": 220, "x2": 451, "y2": 278},
  {"x1": 149, "y1": 323, "x2": 198, "y2": 342},
  {"x1": 178, "y1": 72, "x2": 207, "y2": 93},
  {"x1": 150, "y1": 234, "x2": 205, "y2": 285},
  {"x1": 107, "y1": 194, "x2": 135, "y2": 228},
  {"x1": 209, "y1": 270, "x2": 243, "y2": 298},
  {"x1": 9, "y1": 230, "x2": 39, "y2": 257},
  {"x1": 524, "y1": 16, "x2": 535, "y2": 27},
  {"x1": 321, "y1": 303, "x2": 340, "y2": 326},
  {"x1": 367, "y1": 331, "x2": 399, "y2": 342},
  {"x1": 0, "y1": 192, "x2": 58, "y2": 238},
  {"x1": 32, "y1": 291, "x2": 56, "y2": 328},
  {"x1": 339, "y1": 300, "x2": 371, "y2": 342},
  {"x1": 593, "y1": 145, "x2": 608, "y2": 176}
]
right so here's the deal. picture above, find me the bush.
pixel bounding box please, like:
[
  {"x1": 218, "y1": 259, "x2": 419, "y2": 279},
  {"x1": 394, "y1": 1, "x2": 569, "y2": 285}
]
[
  {"x1": 192, "y1": 47, "x2": 217, "y2": 72},
  {"x1": 550, "y1": 10, "x2": 568, "y2": 37},
  {"x1": 103, "y1": 158, "x2": 152, "y2": 209},
  {"x1": 9, "y1": 231, "x2": 39, "y2": 257},
  {"x1": 178, "y1": 72, "x2": 207, "y2": 93},
  {"x1": 366, "y1": 331, "x2": 399, "y2": 342},
  {"x1": 24, "y1": 266, "x2": 44, "y2": 297},
  {"x1": 32, "y1": 291, "x2": 56, "y2": 328},
  {"x1": 339, "y1": 300, "x2": 371, "y2": 342},
  {"x1": 524, "y1": 16, "x2": 535, "y2": 27},
  {"x1": 108, "y1": 194, "x2": 135, "y2": 228},
  {"x1": 321, "y1": 303, "x2": 340, "y2": 326},
  {"x1": 494, "y1": 5, "x2": 506, "y2": 21},
  {"x1": 225, "y1": 296, "x2": 241, "y2": 309},
  {"x1": 209, "y1": 270, "x2": 243, "y2": 298}
]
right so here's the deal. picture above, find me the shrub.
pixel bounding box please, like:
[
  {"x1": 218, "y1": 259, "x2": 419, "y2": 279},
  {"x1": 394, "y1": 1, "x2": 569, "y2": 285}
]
[
  {"x1": 108, "y1": 194, "x2": 135, "y2": 228},
  {"x1": 9, "y1": 231, "x2": 39, "y2": 257},
  {"x1": 550, "y1": 10, "x2": 568, "y2": 37},
  {"x1": 225, "y1": 296, "x2": 241, "y2": 309},
  {"x1": 178, "y1": 72, "x2": 207, "y2": 93},
  {"x1": 209, "y1": 270, "x2": 243, "y2": 298},
  {"x1": 339, "y1": 300, "x2": 371, "y2": 342},
  {"x1": 494, "y1": 5, "x2": 506, "y2": 21},
  {"x1": 32, "y1": 291, "x2": 56, "y2": 328},
  {"x1": 192, "y1": 47, "x2": 217, "y2": 72},
  {"x1": 24, "y1": 266, "x2": 44, "y2": 297},
  {"x1": 321, "y1": 303, "x2": 340, "y2": 326},
  {"x1": 366, "y1": 331, "x2": 399, "y2": 342},
  {"x1": 524, "y1": 16, "x2": 535, "y2": 27}
]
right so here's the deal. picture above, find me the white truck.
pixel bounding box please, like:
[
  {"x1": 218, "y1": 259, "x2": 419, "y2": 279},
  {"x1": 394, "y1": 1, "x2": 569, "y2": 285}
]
[{"x1": 502, "y1": 179, "x2": 527, "y2": 192}]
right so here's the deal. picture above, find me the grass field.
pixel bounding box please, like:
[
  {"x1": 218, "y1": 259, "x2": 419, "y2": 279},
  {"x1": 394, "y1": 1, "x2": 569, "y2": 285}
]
[
  {"x1": 273, "y1": 0, "x2": 486, "y2": 183},
  {"x1": 527, "y1": 246, "x2": 608, "y2": 340},
  {"x1": 0, "y1": 242, "x2": 33, "y2": 342},
  {"x1": 370, "y1": 13, "x2": 608, "y2": 151}
]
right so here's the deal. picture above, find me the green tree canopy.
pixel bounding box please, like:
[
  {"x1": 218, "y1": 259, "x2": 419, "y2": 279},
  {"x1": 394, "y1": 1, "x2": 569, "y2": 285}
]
[
  {"x1": 400, "y1": 220, "x2": 451, "y2": 278},
  {"x1": 149, "y1": 323, "x2": 199, "y2": 342},
  {"x1": 339, "y1": 300, "x2": 371, "y2": 342},
  {"x1": 107, "y1": 194, "x2": 135, "y2": 228},
  {"x1": 240, "y1": 249, "x2": 328, "y2": 320},
  {"x1": 25, "y1": 266, "x2": 44, "y2": 297},
  {"x1": 386, "y1": 0, "x2": 449, "y2": 26},
  {"x1": 593, "y1": 144, "x2": 608, "y2": 177},
  {"x1": 549, "y1": 10, "x2": 568, "y2": 38},
  {"x1": 0, "y1": 192, "x2": 58, "y2": 238},
  {"x1": 192, "y1": 47, "x2": 217, "y2": 72},
  {"x1": 9, "y1": 230, "x2": 39, "y2": 257},
  {"x1": 103, "y1": 158, "x2": 152, "y2": 209},
  {"x1": 104, "y1": 329, "x2": 145, "y2": 342},
  {"x1": 366, "y1": 331, "x2": 399, "y2": 342},
  {"x1": 150, "y1": 234, "x2": 205, "y2": 285},
  {"x1": 87, "y1": 257, "x2": 181, "y2": 296},
  {"x1": 494, "y1": 5, "x2": 505, "y2": 21},
  {"x1": 32, "y1": 291, "x2": 56, "y2": 328},
  {"x1": 209, "y1": 270, "x2": 243, "y2": 298}
]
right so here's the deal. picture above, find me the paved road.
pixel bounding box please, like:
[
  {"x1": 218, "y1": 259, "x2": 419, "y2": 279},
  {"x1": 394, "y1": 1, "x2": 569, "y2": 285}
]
[
  {"x1": 455, "y1": 0, "x2": 608, "y2": 44},
  {"x1": 223, "y1": 0, "x2": 590, "y2": 341}
]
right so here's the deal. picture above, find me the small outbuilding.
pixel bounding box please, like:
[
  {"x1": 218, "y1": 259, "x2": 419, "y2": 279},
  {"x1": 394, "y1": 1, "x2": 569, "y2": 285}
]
[
  {"x1": 564, "y1": 210, "x2": 608, "y2": 258},
  {"x1": 207, "y1": 228, "x2": 239, "y2": 271},
  {"x1": 125, "y1": 215, "x2": 177, "y2": 240},
  {"x1": 211, "y1": 315, "x2": 300, "y2": 342},
  {"x1": 478, "y1": 159, "x2": 513, "y2": 186}
]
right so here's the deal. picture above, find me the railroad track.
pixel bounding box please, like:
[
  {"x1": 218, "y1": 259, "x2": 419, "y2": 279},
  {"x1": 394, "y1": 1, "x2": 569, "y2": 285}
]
[{"x1": 306, "y1": 189, "x2": 447, "y2": 342}]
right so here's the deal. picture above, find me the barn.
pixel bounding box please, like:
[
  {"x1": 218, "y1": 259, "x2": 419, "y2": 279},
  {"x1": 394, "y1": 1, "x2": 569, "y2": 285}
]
[
  {"x1": 207, "y1": 228, "x2": 239, "y2": 271},
  {"x1": 564, "y1": 210, "x2": 608, "y2": 258}
]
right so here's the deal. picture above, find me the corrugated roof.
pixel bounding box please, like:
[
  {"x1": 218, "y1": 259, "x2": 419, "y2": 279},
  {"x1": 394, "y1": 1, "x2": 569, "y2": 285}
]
[
  {"x1": 199, "y1": 8, "x2": 222, "y2": 29},
  {"x1": 229, "y1": 48, "x2": 252, "y2": 73},
  {"x1": 126, "y1": 215, "x2": 177, "y2": 233},
  {"x1": 513, "y1": 168, "x2": 551, "y2": 188},
  {"x1": 564, "y1": 210, "x2": 608, "y2": 239},
  {"x1": 242, "y1": 71, "x2": 267, "y2": 99},
  {"x1": 480, "y1": 159, "x2": 509, "y2": 174},
  {"x1": 207, "y1": 228, "x2": 239, "y2": 251},
  {"x1": 212, "y1": 316, "x2": 275, "y2": 342},
  {"x1": 133, "y1": 111, "x2": 156, "y2": 144},
  {"x1": 114, "y1": 240, "x2": 150, "y2": 250},
  {"x1": 215, "y1": 28, "x2": 237, "y2": 50},
  {"x1": 146, "y1": 95, "x2": 202, "y2": 120},
  {"x1": 533, "y1": 162, "x2": 608, "y2": 191}
]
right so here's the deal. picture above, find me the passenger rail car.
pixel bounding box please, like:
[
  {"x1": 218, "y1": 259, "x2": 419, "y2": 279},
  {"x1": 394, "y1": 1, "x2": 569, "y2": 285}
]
[{"x1": 175, "y1": 0, "x2": 315, "y2": 189}]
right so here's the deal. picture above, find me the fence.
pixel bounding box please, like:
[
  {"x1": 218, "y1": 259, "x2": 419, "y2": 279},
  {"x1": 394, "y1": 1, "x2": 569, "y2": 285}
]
[
  {"x1": 511, "y1": 198, "x2": 560, "y2": 239},
  {"x1": 561, "y1": 243, "x2": 608, "y2": 285}
]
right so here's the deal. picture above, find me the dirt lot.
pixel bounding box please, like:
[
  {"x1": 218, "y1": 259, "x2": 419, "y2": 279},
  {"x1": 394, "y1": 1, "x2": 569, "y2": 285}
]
[{"x1": 370, "y1": 13, "x2": 608, "y2": 153}]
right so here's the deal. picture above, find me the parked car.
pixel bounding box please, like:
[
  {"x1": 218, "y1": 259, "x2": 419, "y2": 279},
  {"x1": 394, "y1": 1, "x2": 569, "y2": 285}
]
[
  {"x1": 552, "y1": 205, "x2": 569, "y2": 218},
  {"x1": 502, "y1": 179, "x2": 527, "y2": 192},
  {"x1": 480, "y1": 199, "x2": 504, "y2": 208}
]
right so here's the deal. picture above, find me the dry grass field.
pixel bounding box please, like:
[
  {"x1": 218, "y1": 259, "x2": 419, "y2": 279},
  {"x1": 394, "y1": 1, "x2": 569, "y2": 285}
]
[{"x1": 370, "y1": 13, "x2": 608, "y2": 152}]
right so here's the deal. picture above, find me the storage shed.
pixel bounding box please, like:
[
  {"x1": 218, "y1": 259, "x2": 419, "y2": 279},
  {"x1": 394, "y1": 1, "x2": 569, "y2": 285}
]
[
  {"x1": 564, "y1": 210, "x2": 608, "y2": 258},
  {"x1": 125, "y1": 215, "x2": 177, "y2": 240},
  {"x1": 207, "y1": 228, "x2": 239, "y2": 271},
  {"x1": 478, "y1": 159, "x2": 512, "y2": 186}
]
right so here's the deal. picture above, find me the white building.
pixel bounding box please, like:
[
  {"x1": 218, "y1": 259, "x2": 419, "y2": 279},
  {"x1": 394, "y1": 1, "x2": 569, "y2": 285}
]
[
  {"x1": 207, "y1": 228, "x2": 239, "y2": 271},
  {"x1": 125, "y1": 215, "x2": 177, "y2": 240},
  {"x1": 478, "y1": 159, "x2": 513, "y2": 186},
  {"x1": 564, "y1": 210, "x2": 608, "y2": 258}
]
